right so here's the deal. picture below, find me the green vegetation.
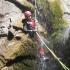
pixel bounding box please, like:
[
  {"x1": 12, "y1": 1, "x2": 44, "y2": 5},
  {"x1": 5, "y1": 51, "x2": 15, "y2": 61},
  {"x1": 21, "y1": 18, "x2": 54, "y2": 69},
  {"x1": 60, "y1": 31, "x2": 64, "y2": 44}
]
[
  {"x1": 16, "y1": 0, "x2": 35, "y2": 11},
  {"x1": 37, "y1": 0, "x2": 68, "y2": 43},
  {"x1": 48, "y1": 0, "x2": 68, "y2": 42},
  {"x1": 37, "y1": 0, "x2": 48, "y2": 13}
]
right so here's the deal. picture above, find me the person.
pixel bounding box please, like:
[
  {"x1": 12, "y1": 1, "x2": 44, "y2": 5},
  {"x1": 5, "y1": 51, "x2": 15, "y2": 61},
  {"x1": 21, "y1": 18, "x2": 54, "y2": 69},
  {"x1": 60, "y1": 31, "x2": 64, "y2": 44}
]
[
  {"x1": 22, "y1": 11, "x2": 36, "y2": 37},
  {"x1": 39, "y1": 47, "x2": 45, "y2": 57}
]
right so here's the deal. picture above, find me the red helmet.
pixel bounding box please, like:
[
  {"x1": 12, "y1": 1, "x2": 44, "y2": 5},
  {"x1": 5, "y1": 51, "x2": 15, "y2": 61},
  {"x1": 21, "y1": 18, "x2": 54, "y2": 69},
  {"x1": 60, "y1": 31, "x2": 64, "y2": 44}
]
[
  {"x1": 24, "y1": 11, "x2": 32, "y2": 17},
  {"x1": 39, "y1": 47, "x2": 45, "y2": 56},
  {"x1": 28, "y1": 20, "x2": 36, "y2": 29}
]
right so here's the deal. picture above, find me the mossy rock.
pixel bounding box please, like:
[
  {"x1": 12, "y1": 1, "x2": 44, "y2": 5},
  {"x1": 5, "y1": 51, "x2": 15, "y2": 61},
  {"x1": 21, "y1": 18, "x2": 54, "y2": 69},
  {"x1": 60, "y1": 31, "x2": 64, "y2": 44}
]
[
  {"x1": 16, "y1": 0, "x2": 35, "y2": 11},
  {"x1": 46, "y1": 0, "x2": 68, "y2": 43},
  {"x1": 0, "y1": 33, "x2": 36, "y2": 70}
]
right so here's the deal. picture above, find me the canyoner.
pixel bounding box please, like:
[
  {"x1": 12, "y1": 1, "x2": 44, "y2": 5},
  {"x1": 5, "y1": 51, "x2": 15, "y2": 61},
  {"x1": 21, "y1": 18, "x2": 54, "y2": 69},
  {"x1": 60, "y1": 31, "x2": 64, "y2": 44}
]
[
  {"x1": 22, "y1": 10, "x2": 36, "y2": 37},
  {"x1": 35, "y1": 32, "x2": 49, "y2": 70}
]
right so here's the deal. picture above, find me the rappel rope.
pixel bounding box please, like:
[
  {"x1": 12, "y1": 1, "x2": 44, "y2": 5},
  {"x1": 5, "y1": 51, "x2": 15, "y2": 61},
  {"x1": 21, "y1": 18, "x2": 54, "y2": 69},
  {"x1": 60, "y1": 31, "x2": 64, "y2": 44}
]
[{"x1": 36, "y1": 32, "x2": 70, "y2": 70}]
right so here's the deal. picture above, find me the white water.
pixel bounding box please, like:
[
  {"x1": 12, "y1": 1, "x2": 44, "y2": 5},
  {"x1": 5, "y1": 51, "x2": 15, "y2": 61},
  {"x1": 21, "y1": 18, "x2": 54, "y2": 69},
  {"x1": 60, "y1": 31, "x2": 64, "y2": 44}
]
[
  {"x1": 60, "y1": 0, "x2": 70, "y2": 43},
  {"x1": 63, "y1": 26, "x2": 70, "y2": 43}
]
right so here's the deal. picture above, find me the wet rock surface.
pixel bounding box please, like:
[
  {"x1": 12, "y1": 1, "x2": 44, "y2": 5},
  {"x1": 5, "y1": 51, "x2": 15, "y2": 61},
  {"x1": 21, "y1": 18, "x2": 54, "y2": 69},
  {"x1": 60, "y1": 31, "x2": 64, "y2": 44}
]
[{"x1": 0, "y1": 0, "x2": 36, "y2": 70}]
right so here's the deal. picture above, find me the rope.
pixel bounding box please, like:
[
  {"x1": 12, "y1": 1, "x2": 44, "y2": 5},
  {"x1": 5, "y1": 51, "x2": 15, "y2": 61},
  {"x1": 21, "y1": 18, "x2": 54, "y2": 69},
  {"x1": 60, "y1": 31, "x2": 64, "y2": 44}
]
[{"x1": 36, "y1": 32, "x2": 70, "y2": 70}]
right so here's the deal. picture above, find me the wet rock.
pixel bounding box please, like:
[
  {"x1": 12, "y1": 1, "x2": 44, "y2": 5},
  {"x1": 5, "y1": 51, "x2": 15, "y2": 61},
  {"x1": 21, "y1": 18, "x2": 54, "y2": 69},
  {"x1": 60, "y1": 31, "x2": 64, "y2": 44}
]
[{"x1": 0, "y1": 0, "x2": 36, "y2": 70}]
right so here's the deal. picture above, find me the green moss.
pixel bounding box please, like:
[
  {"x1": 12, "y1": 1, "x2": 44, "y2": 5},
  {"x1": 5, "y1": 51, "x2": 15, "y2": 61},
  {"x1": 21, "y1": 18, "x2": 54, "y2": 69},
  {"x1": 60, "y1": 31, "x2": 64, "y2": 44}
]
[
  {"x1": 16, "y1": 0, "x2": 35, "y2": 11},
  {"x1": 46, "y1": 0, "x2": 68, "y2": 42},
  {"x1": 37, "y1": 0, "x2": 48, "y2": 13},
  {"x1": 9, "y1": 54, "x2": 36, "y2": 70},
  {"x1": 37, "y1": 0, "x2": 68, "y2": 43},
  {"x1": 49, "y1": 0, "x2": 63, "y2": 17},
  {"x1": 23, "y1": 0, "x2": 34, "y2": 11},
  {"x1": 7, "y1": 43, "x2": 36, "y2": 70}
]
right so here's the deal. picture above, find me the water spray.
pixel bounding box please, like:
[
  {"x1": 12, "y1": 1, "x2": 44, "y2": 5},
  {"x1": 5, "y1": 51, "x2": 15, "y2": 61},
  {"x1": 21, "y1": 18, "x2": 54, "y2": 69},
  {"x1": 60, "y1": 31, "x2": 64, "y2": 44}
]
[{"x1": 36, "y1": 32, "x2": 70, "y2": 70}]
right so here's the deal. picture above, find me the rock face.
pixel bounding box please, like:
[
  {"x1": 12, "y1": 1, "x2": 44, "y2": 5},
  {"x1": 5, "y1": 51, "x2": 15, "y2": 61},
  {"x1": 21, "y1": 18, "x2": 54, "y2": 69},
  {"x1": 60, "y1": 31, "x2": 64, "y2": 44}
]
[{"x1": 0, "y1": 0, "x2": 36, "y2": 70}]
